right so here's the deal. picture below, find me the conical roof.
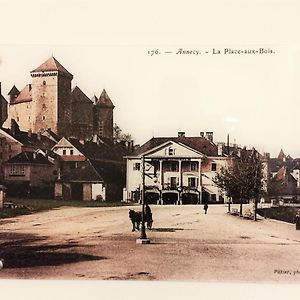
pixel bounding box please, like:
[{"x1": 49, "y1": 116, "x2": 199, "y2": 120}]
[
  {"x1": 8, "y1": 85, "x2": 20, "y2": 96},
  {"x1": 11, "y1": 84, "x2": 32, "y2": 104},
  {"x1": 278, "y1": 149, "x2": 286, "y2": 160},
  {"x1": 71, "y1": 86, "x2": 92, "y2": 104},
  {"x1": 95, "y1": 89, "x2": 114, "y2": 108},
  {"x1": 91, "y1": 95, "x2": 98, "y2": 104},
  {"x1": 31, "y1": 56, "x2": 73, "y2": 79}
]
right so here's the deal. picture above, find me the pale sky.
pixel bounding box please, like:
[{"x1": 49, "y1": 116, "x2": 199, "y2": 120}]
[{"x1": 1, "y1": 0, "x2": 300, "y2": 157}]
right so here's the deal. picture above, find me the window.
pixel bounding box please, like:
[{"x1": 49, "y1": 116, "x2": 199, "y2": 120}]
[
  {"x1": 99, "y1": 121, "x2": 104, "y2": 137},
  {"x1": 211, "y1": 194, "x2": 217, "y2": 202},
  {"x1": 165, "y1": 147, "x2": 175, "y2": 156},
  {"x1": 63, "y1": 149, "x2": 66, "y2": 155},
  {"x1": 17, "y1": 117, "x2": 19, "y2": 122},
  {"x1": 171, "y1": 162, "x2": 178, "y2": 172},
  {"x1": 188, "y1": 177, "x2": 197, "y2": 188},
  {"x1": 70, "y1": 149, "x2": 74, "y2": 155},
  {"x1": 43, "y1": 80, "x2": 46, "y2": 85},
  {"x1": 211, "y1": 163, "x2": 217, "y2": 171},
  {"x1": 170, "y1": 177, "x2": 177, "y2": 188},
  {"x1": 42, "y1": 115, "x2": 46, "y2": 121},
  {"x1": 42, "y1": 104, "x2": 46, "y2": 109},
  {"x1": 169, "y1": 147, "x2": 175, "y2": 155},
  {"x1": 9, "y1": 165, "x2": 25, "y2": 176},
  {"x1": 191, "y1": 162, "x2": 197, "y2": 171},
  {"x1": 133, "y1": 163, "x2": 140, "y2": 171}
]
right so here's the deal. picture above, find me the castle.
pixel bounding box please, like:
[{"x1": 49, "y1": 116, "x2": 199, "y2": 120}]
[{"x1": 3, "y1": 56, "x2": 114, "y2": 140}]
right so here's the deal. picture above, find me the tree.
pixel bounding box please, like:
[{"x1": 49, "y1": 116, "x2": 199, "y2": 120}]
[
  {"x1": 214, "y1": 147, "x2": 263, "y2": 219},
  {"x1": 113, "y1": 123, "x2": 132, "y2": 143}
]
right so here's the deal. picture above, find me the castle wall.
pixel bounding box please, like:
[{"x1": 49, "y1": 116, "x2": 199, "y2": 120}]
[
  {"x1": 93, "y1": 106, "x2": 113, "y2": 139},
  {"x1": 57, "y1": 75, "x2": 72, "y2": 136},
  {"x1": 9, "y1": 101, "x2": 33, "y2": 132},
  {"x1": 31, "y1": 73, "x2": 58, "y2": 133},
  {"x1": 71, "y1": 99, "x2": 93, "y2": 140}
]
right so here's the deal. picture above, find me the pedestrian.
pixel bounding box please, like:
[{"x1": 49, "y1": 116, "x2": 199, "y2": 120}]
[
  {"x1": 145, "y1": 203, "x2": 153, "y2": 229},
  {"x1": 204, "y1": 202, "x2": 208, "y2": 214}
]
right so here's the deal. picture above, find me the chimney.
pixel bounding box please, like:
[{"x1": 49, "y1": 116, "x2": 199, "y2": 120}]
[
  {"x1": 217, "y1": 143, "x2": 224, "y2": 156},
  {"x1": 205, "y1": 132, "x2": 213, "y2": 142},
  {"x1": 264, "y1": 152, "x2": 270, "y2": 159},
  {"x1": 130, "y1": 140, "x2": 134, "y2": 153},
  {"x1": 37, "y1": 131, "x2": 41, "y2": 141},
  {"x1": 200, "y1": 132, "x2": 204, "y2": 137},
  {"x1": 178, "y1": 132, "x2": 185, "y2": 137}
]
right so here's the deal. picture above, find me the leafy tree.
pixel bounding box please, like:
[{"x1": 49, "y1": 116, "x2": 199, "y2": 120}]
[
  {"x1": 214, "y1": 148, "x2": 263, "y2": 219},
  {"x1": 113, "y1": 123, "x2": 132, "y2": 143}
]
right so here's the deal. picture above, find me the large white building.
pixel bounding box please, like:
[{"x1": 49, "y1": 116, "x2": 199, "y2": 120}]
[{"x1": 124, "y1": 132, "x2": 231, "y2": 204}]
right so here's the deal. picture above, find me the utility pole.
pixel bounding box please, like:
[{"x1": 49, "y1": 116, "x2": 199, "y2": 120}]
[{"x1": 136, "y1": 155, "x2": 150, "y2": 244}]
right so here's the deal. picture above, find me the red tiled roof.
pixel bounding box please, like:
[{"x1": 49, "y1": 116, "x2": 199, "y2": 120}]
[
  {"x1": 31, "y1": 56, "x2": 73, "y2": 78},
  {"x1": 133, "y1": 136, "x2": 218, "y2": 157},
  {"x1": 5, "y1": 151, "x2": 52, "y2": 165},
  {"x1": 60, "y1": 155, "x2": 86, "y2": 162},
  {"x1": 60, "y1": 160, "x2": 103, "y2": 182},
  {"x1": 10, "y1": 85, "x2": 32, "y2": 105}
]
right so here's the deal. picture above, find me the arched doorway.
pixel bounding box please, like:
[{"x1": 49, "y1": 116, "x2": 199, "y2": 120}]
[
  {"x1": 181, "y1": 191, "x2": 199, "y2": 204},
  {"x1": 145, "y1": 191, "x2": 160, "y2": 204},
  {"x1": 162, "y1": 192, "x2": 178, "y2": 205}
]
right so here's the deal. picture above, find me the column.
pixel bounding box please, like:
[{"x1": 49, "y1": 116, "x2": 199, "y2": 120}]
[
  {"x1": 178, "y1": 160, "x2": 182, "y2": 205},
  {"x1": 198, "y1": 159, "x2": 202, "y2": 204},
  {"x1": 159, "y1": 160, "x2": 163, "y2": 205},
  {"x1": 178, "y1": 160, "x2": 182, "y2": 187}
]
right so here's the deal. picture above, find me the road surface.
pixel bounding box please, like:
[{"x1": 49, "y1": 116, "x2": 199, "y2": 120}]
[{"x1": 0, "y1": 204, "x2": 300, "y2": 282}]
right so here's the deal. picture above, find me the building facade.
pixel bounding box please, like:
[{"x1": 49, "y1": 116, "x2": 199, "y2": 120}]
[
  {"x1": 4, "y1": 56, "x2": 115, "y2": 140},
  {"x1": 125, "y1": 132, "x2": 230, "y2": 204},
  {"x1": 52, "y1": 137, "x2": 127, "y2": 201}
]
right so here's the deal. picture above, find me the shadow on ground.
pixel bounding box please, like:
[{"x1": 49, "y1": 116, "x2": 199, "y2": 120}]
[
  {"x1": 151, "y1": 227, "x2": 185, "y2": 232},
  {"x1": 0, "y1": 232, "x2": 106, "y2": 269}
]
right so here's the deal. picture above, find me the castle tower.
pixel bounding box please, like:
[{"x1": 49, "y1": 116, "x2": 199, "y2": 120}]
[
  {"x1": 30, "y1": 56, "x2": 73, "y2": 136},
  {"x1": 7, "y1": 85, "x2": 20, "y2": 103},
  {"x1": 70, "y1": 86, "x2": 93, "y2": 139},
  {"x1": 93, "y1": 89, "x2": 114, "y2": 139},
  {"x1": 0, "y1": 82, "x2": 8, "y2": 126}
]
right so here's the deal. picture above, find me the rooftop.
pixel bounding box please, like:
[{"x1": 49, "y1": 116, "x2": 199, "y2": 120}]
[{"x1": 30, "y1": 56, "x2": 73, "y2": 79}]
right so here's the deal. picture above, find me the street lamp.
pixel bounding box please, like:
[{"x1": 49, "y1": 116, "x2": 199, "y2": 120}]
[{"x1": 136, "y1": 155, "x2": 150, "y2": 244}]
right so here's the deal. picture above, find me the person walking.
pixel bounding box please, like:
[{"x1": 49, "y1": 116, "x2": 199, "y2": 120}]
[
  {"x1": 145, "y1": 203, "x2": 153, "y2": 229},
  {"x1": 204, "y1": 202, "x2": 208, "y2": 214}
]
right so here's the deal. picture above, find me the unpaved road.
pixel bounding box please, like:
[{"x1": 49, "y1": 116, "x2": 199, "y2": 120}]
[{"x1": 0, "y1": 204, "x2": 300, "y2": 282}]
